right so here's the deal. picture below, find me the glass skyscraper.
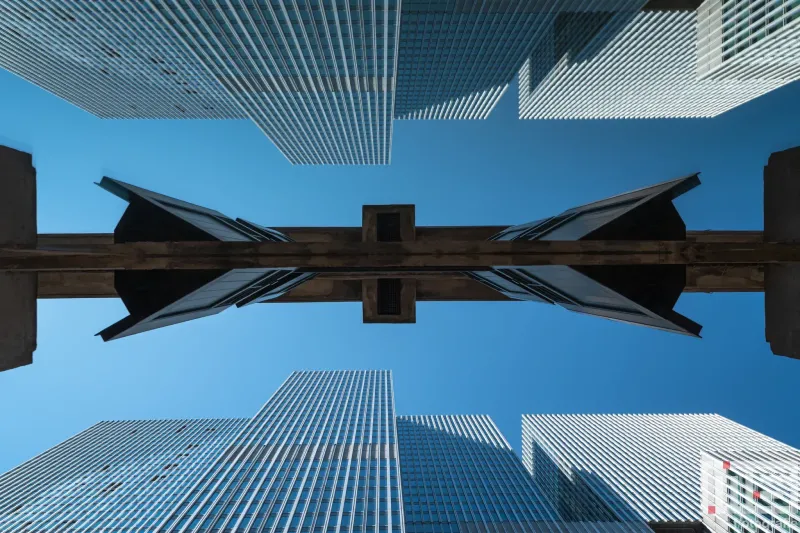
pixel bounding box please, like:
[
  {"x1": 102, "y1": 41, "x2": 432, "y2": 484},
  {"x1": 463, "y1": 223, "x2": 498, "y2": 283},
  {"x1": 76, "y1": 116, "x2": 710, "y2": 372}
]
[
  {"x1": 156, "y1": 370, "x2": 402, "y2": 533},
  {"x1": 394, "y1": 1, "x2": 542, "y2": 120},
  {"x1": 149, "y1": 1, "x2": 400, "y2": 165},
  {"x1": 3, "y1": 376, "x2": 798, "y2": 533},
  {"x1": 1, "y1": 1, "x2": 797, "y2": 163},
  {"x1": 522, "y1": 414, "x2": 796, "y2": 527},
  {"x1": 0, "y1": 1, "x2": 399, "y2": 165},
  {"x1": 397, "y1": 415, "x2": 561, "y2": 533},
  {"x1": 0, "y1": 418, "x2": 247, "y2": 532},
  {"x1": 0, "y1": 1, "x2": 246, "y2": 119}
]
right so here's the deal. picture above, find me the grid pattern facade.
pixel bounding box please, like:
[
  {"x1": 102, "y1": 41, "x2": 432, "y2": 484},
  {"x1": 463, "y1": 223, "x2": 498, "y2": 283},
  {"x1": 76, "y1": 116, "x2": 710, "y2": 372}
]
[
  {"x1": 0, "y1": 418, "x2": 247, "y2": 533},
  {"x1": 522, "y1": 414, "x2": 794, "y2": 524},
  {"x1": 156, "y1": 370, "x2": 403, "y2": 533},
  {"x1": 519, "y1": 10, "x2": 791, "y2": 119},
  {"x1": 0, "y1": 1, "x2": 399, "y2": 165},
  {"x1": 696, "y1": 0, "x2": 800, "y2": 81},
  {"x1": 148, "y1": 0, "x2": 400, "y2": 165},
  {"x1": 701, "y1": 449, "x2": 800, "y2": 533},
  {"x1": 394, "y1": 1, "x2": 543, "y2": 120},
  {"x1": 397, "y1": 415, "x2": 561, "y2": 533},
  {"x1": 0, "y1": 1, "x2": 245, "y2": 119}
]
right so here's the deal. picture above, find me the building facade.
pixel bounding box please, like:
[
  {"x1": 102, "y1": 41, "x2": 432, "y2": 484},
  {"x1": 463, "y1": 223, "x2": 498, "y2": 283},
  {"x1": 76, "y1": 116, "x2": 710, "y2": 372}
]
[
  {"x1": 522, "y1": 414, "x2": 795, "y2": 526},
  {"x1": 701, "y1": 449, "x2": 800, "y2": 533},
  {"x1": 696, "y1": 0, "x2": 800, "y2": 81},
  {"x1": 518, "y1": 1, "x2": 796, "y2": 119},
  {"x1": 2, "y1": 376, "x2": 798, "y2": 533},
  {"x1": 2, "y1": 1, "x2": 795, "y2": 163},
  {"x1": 0, "y1": 370, "x2": 629, "y2": 533},
  {"x1": 0, "y1": 0, "x2": 399, "y2": 164},
  {"x1": 394, "y1": 0, "x2": 543, "y2": 120},
  {"x1": 0, "y1": 418, "x2": 247, "y2": 532},
  {"x1": 397, "y1": 415, "x2": 562, "y2": 533},
  {"x1": 155, "y1": 370, "x2": 402, "y2": 533},
  {"x1": 149, "y1": 0, "x2": 400, "y2": 165},
  {"x1": 0, "y1": 1, "x2": 245, "y2": 119}
]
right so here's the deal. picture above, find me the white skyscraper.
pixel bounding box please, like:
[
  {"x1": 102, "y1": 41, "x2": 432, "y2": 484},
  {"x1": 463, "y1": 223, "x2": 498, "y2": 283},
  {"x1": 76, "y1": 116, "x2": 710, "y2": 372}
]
[
  {"x1": 696, "y1": 0, "x2": 800, "y2": 81},
  {"x1": 521, "y1": 414, "x2": 796, "y2": 528},
  {"x1": 519, "y1": 1, "x2": 798, "y2": 119},
  {"x1": 701, "y1": 448, "x2": 800, "y2": 533}
]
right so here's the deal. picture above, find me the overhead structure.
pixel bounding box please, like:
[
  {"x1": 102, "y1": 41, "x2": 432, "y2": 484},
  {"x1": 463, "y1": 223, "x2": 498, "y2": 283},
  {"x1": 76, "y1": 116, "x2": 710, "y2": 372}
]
[
  {"x1": 95, "y1": 178, "x2": 314, "y2": 341},
  {"x1": 1, "y1": 145, "x2": 800, "y2": 371},
  {"x1": 470, "y1": 175, "x2": 701, "y2": 336}
]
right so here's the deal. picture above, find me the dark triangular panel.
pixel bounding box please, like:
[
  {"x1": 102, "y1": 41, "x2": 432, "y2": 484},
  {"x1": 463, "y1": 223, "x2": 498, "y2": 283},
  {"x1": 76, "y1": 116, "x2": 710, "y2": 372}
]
[
  {"x1": 522, "y1": 265, "x2": 701, "y2": 337},
  {"x1": 541, "y1": 174, "x2": 699, "y2": 241},
  {"x1": 98, "y1": 269, "x2": 285, "y2": 341},
  {"x1": 492, "y1": 174, "x2": 699, "y2": 243},
  {"x1": 99, "y1": 177, "x2": 257, "y2": 242}
]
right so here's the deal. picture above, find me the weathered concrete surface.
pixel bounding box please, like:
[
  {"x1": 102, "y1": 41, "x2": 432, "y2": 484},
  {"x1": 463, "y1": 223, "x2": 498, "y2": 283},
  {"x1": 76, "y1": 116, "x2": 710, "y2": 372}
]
[
  {"x1": 764, "y1": 146, "x2": 800, "y2": 360},
  {"x1": 0, "y1": 146, "x2": 37, "y2": 371},
  {"x1": 361, "y1": 205, "x2": 416, "y2": 323}
]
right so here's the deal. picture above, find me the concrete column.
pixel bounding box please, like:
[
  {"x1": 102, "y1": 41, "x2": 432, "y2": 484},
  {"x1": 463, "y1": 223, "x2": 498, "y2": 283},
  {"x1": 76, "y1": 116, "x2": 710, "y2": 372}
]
[
  {"x1": 764, "y1": 146, "x2": 800, "y2": 359},
  {"x1": 0, "y1": 146, "x2": 37, "y2": 371}
]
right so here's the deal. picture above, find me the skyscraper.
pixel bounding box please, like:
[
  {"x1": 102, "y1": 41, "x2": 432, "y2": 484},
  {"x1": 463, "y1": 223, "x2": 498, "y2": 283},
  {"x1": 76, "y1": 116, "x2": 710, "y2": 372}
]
[
  {"x1": 0, "y1": 1, "x2": 245, "y2": 119},
  {"x1": 394, "y1": 1, "x2": 542, "y2": 120},
  {"x1": 150, "y1": 0, "x2": 400, "y2": 165},
  {"x1": 701, "y1": 449, "x2": 800, "y2": 533},
  {"x1": 0, "y1": 1, "x2": 399, "y2": 164},
  {"x1": 696, "y1": 0, "x2": 800, "y2": 82},
  {"x1": 518, "y1": 1, "x2": 797, "y2": 119},
  {"x1": 0, "y1": 418, "x2": 247, "y2": 532},
  {"x1": 156, "y1": 370, "x2": 402, "y2": 533},
  {"x1": 3, "y1": 376, "x2": 798, "y2": 533},
  {"x1": 3, "y1": 1, "x2": 794, "y2": 164},
  {"x1": 521, "y1": 414, "x2": 795, "y2": 530},
  {"x1": 397, "y1": 415, "x2": 561, "y2": 533},
  {"x1": 0, "y1": 370, "x2": 620, "y2": 533}
]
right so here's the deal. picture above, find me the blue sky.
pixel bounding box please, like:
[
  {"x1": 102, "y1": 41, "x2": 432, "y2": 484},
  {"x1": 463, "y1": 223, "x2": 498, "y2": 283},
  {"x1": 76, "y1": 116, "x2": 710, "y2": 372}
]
[{"x1": 1, "y1": 68, "x2": 799, "y2": 473}]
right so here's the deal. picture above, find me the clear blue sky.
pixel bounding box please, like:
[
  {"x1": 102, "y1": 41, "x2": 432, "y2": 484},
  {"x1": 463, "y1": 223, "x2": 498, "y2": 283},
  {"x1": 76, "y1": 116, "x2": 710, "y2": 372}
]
[{"x1": 1, "y1": 69, "x2": 799, "y2": 473}]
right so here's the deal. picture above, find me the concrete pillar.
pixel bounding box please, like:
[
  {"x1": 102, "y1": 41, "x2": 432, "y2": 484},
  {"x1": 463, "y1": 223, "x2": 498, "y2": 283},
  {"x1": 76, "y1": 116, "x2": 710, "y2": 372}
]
[
  {"x1": 764, "y1": 146, "x2": 800, "y2": 359},
  {"x1": 0, "y1": 146, "x2": 37, "y2": 371}
]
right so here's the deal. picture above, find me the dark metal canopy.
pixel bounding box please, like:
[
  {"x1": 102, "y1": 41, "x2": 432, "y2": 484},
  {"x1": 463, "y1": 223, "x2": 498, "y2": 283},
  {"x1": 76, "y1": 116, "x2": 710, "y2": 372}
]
[
  {"x1": 96, "y1": 175, "x2": 704, "y2": 340},
  {"x1": 97, "y1": 178, "x2": 314, "y2": 341},
  {"x1": 470, "y1": 175, "x2": 702, "y2": 336}
]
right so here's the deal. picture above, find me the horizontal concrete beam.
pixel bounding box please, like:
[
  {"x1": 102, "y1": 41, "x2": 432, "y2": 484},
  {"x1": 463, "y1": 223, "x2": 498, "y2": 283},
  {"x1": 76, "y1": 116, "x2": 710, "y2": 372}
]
[
  {"x1": 37, "y1": 229, "x2": 764, "y2": 245},
  {"x1": 38, "y1": 266, "x2": 765, "y2": 300}
]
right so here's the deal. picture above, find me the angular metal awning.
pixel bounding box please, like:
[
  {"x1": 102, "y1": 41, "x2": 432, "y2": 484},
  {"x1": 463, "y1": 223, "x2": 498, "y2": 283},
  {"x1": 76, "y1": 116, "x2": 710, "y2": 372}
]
[
  {"x1": 472, "y1": 175, "x2": 702, "y2": 336},
  {"x1": 97, "y1": 178, "x2": 314, "y2": 341}
]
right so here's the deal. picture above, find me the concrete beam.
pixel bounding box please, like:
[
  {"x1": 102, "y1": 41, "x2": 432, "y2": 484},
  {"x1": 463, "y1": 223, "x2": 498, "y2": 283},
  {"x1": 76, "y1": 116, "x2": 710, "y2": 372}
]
[
  {"x1": 8, "y1": 239, "x2": 800, "y2": 271},
  {"x1": 39, "y1": 267, "x2": 766, "y2": 301},
  {"x1": 361, "y1": 205, "x2": 417, "y2": 323}
]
